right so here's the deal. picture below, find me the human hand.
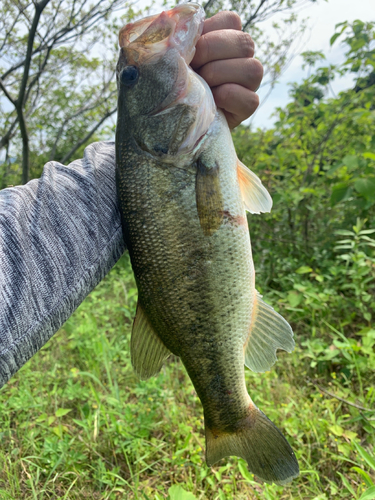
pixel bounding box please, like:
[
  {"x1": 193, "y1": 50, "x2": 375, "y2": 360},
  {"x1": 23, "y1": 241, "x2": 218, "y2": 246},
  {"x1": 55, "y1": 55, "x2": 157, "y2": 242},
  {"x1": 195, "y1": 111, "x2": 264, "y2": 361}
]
[{"x1": 191, "y1": 11, "x2": 263, "y2": 129}]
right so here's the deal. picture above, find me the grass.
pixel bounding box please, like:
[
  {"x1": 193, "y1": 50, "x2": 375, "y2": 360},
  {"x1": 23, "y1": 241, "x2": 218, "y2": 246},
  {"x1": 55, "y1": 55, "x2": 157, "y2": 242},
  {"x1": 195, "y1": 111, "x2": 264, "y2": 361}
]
[{"x1": 0, "y1": 253, "x2": 374, "y2": 499}]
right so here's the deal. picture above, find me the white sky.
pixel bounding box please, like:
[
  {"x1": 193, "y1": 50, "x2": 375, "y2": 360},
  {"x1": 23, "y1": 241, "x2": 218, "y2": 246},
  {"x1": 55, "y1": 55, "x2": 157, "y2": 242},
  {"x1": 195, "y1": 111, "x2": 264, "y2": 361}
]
[{"x1": 251, "y1": 0, "x2": 374, "y2": 129}]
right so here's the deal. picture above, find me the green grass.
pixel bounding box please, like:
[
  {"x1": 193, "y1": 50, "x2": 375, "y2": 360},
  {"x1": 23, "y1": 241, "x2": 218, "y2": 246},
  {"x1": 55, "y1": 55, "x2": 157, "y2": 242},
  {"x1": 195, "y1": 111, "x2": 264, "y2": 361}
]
[{"x1": 0, "y1": 254, "x2": 374, "y2": 499}]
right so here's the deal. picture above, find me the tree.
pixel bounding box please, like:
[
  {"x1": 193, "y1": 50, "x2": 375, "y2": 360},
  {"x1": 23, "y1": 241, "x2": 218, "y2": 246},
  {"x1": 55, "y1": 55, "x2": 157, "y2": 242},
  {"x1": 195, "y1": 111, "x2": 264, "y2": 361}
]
[
  {"x1": 0, "y1": 0, "x2": 139, "y2": 185},
  {"x1": 232, "y1": 19, "x2": 375, "y2": 326},
  {"x1": 1, "y1": 0, "x2": 325, "y2": 186}
]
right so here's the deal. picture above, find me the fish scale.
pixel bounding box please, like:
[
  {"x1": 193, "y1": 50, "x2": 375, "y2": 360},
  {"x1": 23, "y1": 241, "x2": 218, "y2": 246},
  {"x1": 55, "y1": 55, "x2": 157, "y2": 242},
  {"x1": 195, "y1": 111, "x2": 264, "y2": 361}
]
[
  {"x1": 118, "y1": 121, "x2": 251, "y2": 418},
  {"x1": 116, "y1": 2, "x2": 299, "y2": 485}
]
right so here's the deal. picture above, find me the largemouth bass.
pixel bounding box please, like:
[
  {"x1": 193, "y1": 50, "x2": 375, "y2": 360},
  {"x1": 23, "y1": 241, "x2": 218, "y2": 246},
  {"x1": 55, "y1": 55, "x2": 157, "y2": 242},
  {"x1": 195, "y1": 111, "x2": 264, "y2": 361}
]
[{"x1": 115, "y1": 2, "x2": 299, "y2": 485}]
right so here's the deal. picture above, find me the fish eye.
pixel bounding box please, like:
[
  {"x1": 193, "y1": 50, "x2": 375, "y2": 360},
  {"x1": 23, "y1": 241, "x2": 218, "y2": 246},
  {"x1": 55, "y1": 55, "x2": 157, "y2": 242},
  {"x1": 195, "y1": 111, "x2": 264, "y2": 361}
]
[{"x1": 120, "y1": 65, "x2": 139, "y2": 87}]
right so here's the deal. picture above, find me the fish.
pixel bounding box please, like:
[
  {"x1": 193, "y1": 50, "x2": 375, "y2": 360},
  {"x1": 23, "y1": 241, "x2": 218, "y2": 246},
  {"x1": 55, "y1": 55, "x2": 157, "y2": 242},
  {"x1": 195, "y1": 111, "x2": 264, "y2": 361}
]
[{"x1": 115, "y1": 2, "x2": 299, "y2": 486}]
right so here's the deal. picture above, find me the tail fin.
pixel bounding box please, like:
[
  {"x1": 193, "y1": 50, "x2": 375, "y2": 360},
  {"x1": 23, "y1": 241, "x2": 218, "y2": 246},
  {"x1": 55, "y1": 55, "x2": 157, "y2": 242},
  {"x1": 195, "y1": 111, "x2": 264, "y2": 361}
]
[{"x1": 205, "y1": 406, "x2": 299, "y2": 486}]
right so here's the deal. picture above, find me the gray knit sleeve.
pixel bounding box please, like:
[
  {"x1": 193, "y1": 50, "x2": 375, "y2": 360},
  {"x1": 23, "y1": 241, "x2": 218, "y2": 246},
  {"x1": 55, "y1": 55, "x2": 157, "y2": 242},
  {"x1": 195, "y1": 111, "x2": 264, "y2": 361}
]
[{"x1": 0, "y1": 141, "x2": 125, "y2": 388}]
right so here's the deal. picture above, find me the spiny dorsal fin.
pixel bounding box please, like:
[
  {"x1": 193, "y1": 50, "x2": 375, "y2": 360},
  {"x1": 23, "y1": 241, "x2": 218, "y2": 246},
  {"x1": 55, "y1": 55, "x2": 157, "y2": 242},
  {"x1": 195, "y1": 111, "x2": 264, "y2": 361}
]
[
  {"x1": 237, "y1": 159, "x2": 273, "y2": 214},
  {"x1": 131, "y1": 302, "x2": 171, "y2": 379},
  {"x1": 244, "y1": 291, "x2": 295, "y2": 373},
  {"x1": 196, "y1": 157, "x2": 224, "y2": 236}
]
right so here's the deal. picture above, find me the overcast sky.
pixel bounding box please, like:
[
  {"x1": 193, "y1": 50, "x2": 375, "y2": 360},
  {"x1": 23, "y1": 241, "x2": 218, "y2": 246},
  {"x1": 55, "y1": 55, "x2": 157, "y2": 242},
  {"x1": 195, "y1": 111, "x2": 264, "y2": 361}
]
[{"x1": 251, "y1": 0, "x2": 373, "y2": 129}]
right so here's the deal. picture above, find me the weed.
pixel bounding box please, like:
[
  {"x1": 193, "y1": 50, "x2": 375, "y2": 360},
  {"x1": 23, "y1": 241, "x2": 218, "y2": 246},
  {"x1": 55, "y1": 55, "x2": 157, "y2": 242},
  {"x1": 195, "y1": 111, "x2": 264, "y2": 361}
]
[{"x1": 0, "y1": 253, "x2": 374, "y2": 499}]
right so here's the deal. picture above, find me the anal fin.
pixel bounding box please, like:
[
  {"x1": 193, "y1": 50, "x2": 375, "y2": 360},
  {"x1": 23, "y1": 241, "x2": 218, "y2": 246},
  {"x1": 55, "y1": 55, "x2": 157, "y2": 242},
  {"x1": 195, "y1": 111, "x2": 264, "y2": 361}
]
[
  {"x1": 131, "y1": 303, "x2": 171, "y2": 379},
  {"x1": 237, "y1": 159, "x2": 273, "y2": 214},
  {"x1": 244, "y1": 291, "x2": 295, "y2": 373}
]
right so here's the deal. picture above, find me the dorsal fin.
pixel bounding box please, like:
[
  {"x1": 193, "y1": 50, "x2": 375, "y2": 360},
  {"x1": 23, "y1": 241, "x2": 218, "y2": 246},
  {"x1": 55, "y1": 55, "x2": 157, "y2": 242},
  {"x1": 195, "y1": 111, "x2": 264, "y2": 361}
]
[
  {"x1": 244, "y1": 291, "x2": 295, "y2": 373},
  {"x1": 131, "y1": 302, "x2": 171, "y2": 379},
  {"x1": 237, "y1": 159, "x2": 273, "y2": 214}
]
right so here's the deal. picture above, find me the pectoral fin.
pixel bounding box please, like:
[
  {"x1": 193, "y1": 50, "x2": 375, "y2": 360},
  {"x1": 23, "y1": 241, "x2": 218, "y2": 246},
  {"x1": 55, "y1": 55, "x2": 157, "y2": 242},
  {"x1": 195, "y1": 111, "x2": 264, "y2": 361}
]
[
  {"x1": 244, "y1": 291, "x2": 295, "y2": 373},
  {"x1": 237, "y1": 159, "x2": 272, "y2": 214},
  {"x1": 196, "y1": 158, "x2": 224, "y2": 236},
  {"x1": 131, "y1": 302, "x2": 171, "y2": 379}
]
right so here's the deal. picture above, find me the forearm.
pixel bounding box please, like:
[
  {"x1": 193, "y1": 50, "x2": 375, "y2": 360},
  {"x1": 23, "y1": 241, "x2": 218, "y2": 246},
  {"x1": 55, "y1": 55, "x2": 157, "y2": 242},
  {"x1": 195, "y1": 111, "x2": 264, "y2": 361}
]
[{"x1": 0, "y1": 141, "x2": 124, "y2": 388}]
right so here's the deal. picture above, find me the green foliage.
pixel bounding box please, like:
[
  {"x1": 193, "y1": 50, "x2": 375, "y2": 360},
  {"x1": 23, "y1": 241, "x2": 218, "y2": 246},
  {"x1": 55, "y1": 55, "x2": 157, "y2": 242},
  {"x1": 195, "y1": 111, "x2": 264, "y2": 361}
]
[
  {"x1": 168, "y1": 484, "x2": 198, "y2": 499},
  {"x1": 232, "y1": 20, "x2": 375, "y2": 337}
]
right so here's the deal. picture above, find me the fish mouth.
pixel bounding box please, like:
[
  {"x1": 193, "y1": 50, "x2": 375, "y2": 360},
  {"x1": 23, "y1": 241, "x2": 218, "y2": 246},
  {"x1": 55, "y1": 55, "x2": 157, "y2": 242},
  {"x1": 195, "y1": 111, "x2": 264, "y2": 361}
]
[{"x1": 118, "y1": 3, "x2": 204, "y2": 65}]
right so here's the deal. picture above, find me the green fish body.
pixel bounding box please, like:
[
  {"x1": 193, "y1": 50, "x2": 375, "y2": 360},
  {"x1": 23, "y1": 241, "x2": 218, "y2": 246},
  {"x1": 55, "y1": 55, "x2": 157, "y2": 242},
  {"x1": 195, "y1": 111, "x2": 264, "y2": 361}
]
[{"x1": 116, "y1": 3, "x2": 299, "y2": 485}]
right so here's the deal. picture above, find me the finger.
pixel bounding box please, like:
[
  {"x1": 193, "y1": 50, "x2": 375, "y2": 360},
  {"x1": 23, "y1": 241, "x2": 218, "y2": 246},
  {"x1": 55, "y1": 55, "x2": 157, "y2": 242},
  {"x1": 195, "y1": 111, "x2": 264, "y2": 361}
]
[
  {"x1": 197, "y1": 57, "x2": 263, "y2": 92},
  {"x1": 202, "y1": 10, "x2": 242, "y2": 34},
  {"x1": 211, "y1": 84, "x2": 260, "y2": 129},
  {"x1": 191, "y1": 30, "x2": 254, "y2": 70}
]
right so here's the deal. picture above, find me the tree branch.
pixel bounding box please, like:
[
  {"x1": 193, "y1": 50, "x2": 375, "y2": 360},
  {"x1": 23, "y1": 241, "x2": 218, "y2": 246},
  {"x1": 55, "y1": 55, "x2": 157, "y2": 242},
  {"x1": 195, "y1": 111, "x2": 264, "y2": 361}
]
[
  {"x1": 11, "y1": 0, "x2": 51, "y2": 183},
  {"x1": 203, "y1": 0, "x2": 215, "y2": 11},
  {"x1": 49, "y1": 90, "x2": 116, "y2": 161},
  {"x1": 0, "y1": 117, "x2": 19, "y2": 150},
  {"x1": 17, "y1": 106, "x2": 29, "y2": 185},
  {"x1": 60, "y1": 107, "x2": 116, "y2": 164},
  {"x1": 17, "y1": 0, "x2": 51, "y2": 109},
  {"x1": 0, "y1": 4, "x2": 28, "y2": 53},
  {"x1": 1, "y1": 0, "x2": 122, "y2": 82},
  {"x1": 24, "y1": 45, "x2": 53, "y2": 104},
  {"x1": 314, "y1": 383, "x2": 375, "y2": 412},
  {"x1": 0, "y1": 78, "x2": 17, "y2": 106},
  {"x1": 243, "y1": 0, "x2": 268, "y2": 31}
]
